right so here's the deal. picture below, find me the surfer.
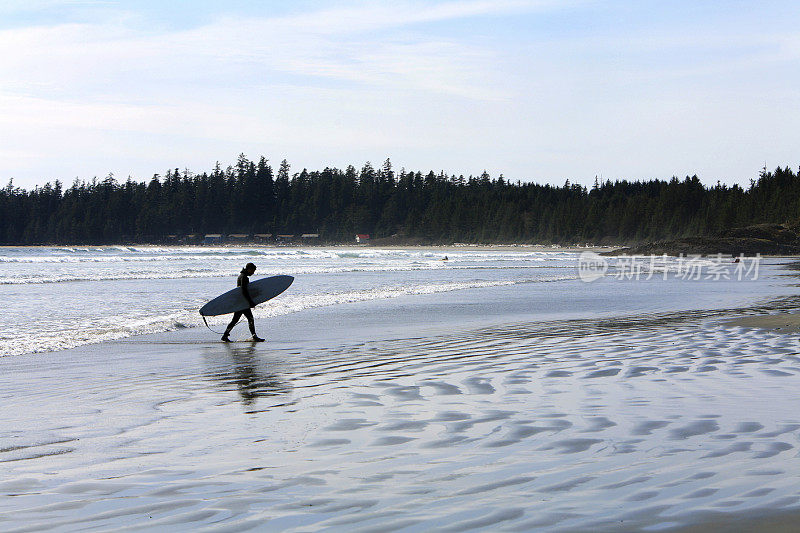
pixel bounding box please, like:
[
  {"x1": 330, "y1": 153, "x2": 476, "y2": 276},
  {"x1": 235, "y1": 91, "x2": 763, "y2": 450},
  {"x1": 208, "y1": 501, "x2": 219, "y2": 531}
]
[{"x1": 222, "y1": 262, "x2": 265, "y2": 342}]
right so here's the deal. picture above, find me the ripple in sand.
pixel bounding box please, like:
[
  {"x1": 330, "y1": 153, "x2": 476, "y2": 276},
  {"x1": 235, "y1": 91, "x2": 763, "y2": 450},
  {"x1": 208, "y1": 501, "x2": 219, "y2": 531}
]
[
  {"x1": 545, "y1": 438, "x2": 603, "y2": 454},
  {"x1": 421, "y1": 436, "x2": 471, "y2": 448},
  {"x1": 463, "y1": 377, "x2": 495, "y2": 394},
  {"x1": 324, "y1": 418, "x2": 376, "y2": 431},
  {"x1": 455, "y1": 476, "x2": 537, "y2": 495},
  {"x1": 669, "y1": 419, "x2": 719, "y2": 440},
  {"x1": 420, "y1": 381, "x2": 462, "y2": 395},
  {"x1": 600, "y1": 475, "x2": 652, "y2": 490},
  {"x1": 379, "y1": 420, "x2": 427, "y2": 432},
  {"x1": 451, "y1": 410, "x2": 514, "y2": 433},
  {"x1": 57, "y1": 481, "x2": 134, "y2": 496},
  {"x1": 702, "y1": 441, "x2": 752, "y2": 458},
  {"x1": 752, "y1": 442, "x2": 793, "y2": 458},
  {"x1": 685, "y1": 488, "x2": 719, "y2": 499},
  {"x1": 734, "y1": 422, "x2": 764, "y2": 433},
  {"x1": 757, "y1": 424, "x2": 800, "y2": 438},
  {"x1": 439, "y1": 508, "x2": 525, "y2": 532},
  {"x1": 627, "y1": 490, "x2": 660, "y2": 501},
  {"x1": 762, "y1": 369, "x2": 794, "y2": 376},
  {"x1": 743, "y1": 487, "x2": 775, "y2": 497},
  {"x1": 626, "y1": 365, "x2": 659, "y2": 377},
  {"x1": 539, "y1": 475, "x2": 596, "y2": 492},
  {"x1": 610, "y1": 440, "x2": 643, "y2": 454},
  {"x1": 545, "y1": 370, "x2": 572, "y2": 377},
  {"x1": 582, "y1": 417, "x2": 617, "y2": 432},
  {"x1": 583, "y1": 368, "x2": 621, "y2": 378},
  {"x1": 371, "y1": 436, "x2": 416, "y2": 446},
  {"x1": 632, "y1": 420, "x2": 670, "y2": 435},
  {"x1": 0, "y1": 447, "x2": 74, "y2": 463},
  {"x1": 485, "y1": 425, "x2": 554, "y2": 447},
  {"x1": 384, "y1": 385, "x2": 424, "y2": 401},
  {"x1": 309, "y1": 439, "x2": 351, "y2": 448},
  {"x1": 666, "y1": 365, "x2": 690, "y2": 373},
  {"x1": 433, "y1": 411, "x2": 472, "y2": 422}
]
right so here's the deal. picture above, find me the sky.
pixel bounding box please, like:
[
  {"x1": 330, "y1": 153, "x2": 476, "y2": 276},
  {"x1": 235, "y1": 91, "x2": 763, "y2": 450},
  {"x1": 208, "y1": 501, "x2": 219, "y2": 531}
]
[{"x1": 1, "y1": 0, "x2": 799, "y2": 189}]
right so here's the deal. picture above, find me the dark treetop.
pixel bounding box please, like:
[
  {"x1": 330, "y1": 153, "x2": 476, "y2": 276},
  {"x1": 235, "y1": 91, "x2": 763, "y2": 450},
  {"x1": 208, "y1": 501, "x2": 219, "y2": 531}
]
[{"x1": 1, "y1": 155, "x2": 799, "y2": 245}]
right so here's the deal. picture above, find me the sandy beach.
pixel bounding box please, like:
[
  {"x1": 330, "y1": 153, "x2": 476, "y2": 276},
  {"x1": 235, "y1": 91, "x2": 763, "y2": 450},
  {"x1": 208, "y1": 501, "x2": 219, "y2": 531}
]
[
  {"x1": 723, "y1": 313, "x2": 800, "y2": 334},
  {"x1": 3, "y1": 265, "x2": 800, "y2": 531}
]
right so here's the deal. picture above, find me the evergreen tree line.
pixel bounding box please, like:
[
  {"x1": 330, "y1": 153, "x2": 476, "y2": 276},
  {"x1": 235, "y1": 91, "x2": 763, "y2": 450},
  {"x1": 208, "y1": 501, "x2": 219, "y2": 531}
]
[{"x1": 1, "y1": 154, "x2": 799, "y2": 245}]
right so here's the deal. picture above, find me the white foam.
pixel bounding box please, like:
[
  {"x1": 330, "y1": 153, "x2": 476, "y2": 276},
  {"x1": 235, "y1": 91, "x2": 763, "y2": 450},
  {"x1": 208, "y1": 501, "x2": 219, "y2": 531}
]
[{"x1": 0, "y1": 276, "x2": 573, "y2": 357}]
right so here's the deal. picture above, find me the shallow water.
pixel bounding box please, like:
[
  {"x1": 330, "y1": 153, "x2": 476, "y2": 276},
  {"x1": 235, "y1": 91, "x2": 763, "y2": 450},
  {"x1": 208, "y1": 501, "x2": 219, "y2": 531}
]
[
  {"x1": 0, "y1": 246, "x2": 581, "y2": 356},
  {"x1": 0, "y1": 246, "x2": 784, "y2": 357},
  {"x1": 2, "y1": 264, "x2": 800, "y2": 530}
]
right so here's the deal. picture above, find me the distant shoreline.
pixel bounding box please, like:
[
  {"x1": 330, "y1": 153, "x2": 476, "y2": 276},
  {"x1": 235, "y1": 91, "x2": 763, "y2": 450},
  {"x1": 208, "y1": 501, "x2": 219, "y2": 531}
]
[
  {"x1": 8, "y1": 223, "x2": 800, "y2": 257},
  {"x1": 7, "y1": 241, "x2": 800, "y2": 257},
  {"x1": 0, "y1": 242, "x2": 619, "y2": 253}
]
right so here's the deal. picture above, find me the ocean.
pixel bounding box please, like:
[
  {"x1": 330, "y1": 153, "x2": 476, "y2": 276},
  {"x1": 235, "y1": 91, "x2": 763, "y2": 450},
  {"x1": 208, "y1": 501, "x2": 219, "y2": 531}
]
[
  {"x1": 0, "y1": 246, "x2": 787, "y2": 357},
  {"x1": 3, "y1": 246, "x2": 800, "y2": 531}
]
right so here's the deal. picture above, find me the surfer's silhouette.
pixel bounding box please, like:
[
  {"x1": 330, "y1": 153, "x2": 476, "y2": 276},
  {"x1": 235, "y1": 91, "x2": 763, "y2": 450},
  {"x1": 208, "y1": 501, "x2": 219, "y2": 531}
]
[{"x1": 222, "y1": 262, "x2": 265, "y2": 342}]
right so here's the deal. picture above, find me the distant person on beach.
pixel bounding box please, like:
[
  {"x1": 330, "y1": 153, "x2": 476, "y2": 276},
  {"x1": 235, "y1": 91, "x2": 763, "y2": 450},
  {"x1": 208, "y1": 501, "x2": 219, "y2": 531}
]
[{"x1": 222, "y1": 262, "x2": 264, "y2": 342}]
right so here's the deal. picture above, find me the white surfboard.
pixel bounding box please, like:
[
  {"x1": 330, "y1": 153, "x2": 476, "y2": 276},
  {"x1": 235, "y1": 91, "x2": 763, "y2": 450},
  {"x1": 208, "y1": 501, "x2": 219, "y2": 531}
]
[{"x1": 199, "y1": 275, "x2": 294, "y2": 316}]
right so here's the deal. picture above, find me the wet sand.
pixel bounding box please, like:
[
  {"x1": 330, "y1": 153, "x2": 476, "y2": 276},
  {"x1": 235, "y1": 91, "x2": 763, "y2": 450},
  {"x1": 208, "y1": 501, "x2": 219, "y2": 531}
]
[
  {"x1": 723, "y1": 313, "x2": 800, "y2": 333},
  {"x1": 2, "y1": 297, "x2": 800, "y2": 531}
]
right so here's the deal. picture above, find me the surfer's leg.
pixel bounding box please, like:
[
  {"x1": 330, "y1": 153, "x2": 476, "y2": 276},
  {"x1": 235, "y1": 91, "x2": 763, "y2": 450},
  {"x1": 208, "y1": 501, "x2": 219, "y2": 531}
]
[
  {"x1": 243, "y1": 309, "x2": 256, "y2": 335},
  {"x1": 243, "y1": 309, "x2": 263, "y2": 341},
  {"x1": 223, "y1": 311, "x2": 243, "y2": 337}
]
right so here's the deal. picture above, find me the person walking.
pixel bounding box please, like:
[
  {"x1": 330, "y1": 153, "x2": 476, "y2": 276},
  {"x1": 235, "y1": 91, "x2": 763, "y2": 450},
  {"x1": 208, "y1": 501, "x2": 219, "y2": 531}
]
[{"x1": 222, "y1": 262, "x2": 265, "y2": 342}]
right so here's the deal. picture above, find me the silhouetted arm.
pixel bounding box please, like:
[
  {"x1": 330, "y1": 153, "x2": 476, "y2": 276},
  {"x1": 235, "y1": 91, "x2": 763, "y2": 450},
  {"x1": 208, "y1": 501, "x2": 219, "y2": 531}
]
[{"x1": 241, "y1": 276, "x2": 256, "y2": 308}]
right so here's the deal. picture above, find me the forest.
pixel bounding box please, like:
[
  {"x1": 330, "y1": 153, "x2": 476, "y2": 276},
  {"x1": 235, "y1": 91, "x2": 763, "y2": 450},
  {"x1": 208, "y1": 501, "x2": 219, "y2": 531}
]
[{"x1": 1, "y1": 154, "x2": 799, "y2": 245}]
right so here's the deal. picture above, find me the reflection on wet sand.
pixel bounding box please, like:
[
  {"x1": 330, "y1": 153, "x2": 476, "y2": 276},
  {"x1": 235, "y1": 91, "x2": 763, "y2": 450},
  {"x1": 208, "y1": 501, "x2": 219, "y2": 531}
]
[
  {"x1": 203, "y1": 344, "x2": 292, "y2": 406},
  {"x1": 3, "y1": 302, "x2": 800, "y2": 531}
]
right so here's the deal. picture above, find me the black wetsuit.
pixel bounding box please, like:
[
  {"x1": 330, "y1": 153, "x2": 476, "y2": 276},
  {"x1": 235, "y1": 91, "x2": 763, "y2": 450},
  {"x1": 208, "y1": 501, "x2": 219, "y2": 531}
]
[{"x1": 223, "y1": 270, "x2": 256, "y2": 336}]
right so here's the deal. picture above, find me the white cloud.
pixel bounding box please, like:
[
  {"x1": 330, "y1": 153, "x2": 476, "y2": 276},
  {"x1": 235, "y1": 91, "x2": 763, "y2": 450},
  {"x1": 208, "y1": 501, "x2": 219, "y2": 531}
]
[
  {"x1": 0, "y1": 0, "x2": 798, "y2": 187},
  {"x1": 2, "y1": 0, "x2": 551, "y2": 184},
  {"x1": 0, "y1": 1, "x2": 544, "y2": 100}
]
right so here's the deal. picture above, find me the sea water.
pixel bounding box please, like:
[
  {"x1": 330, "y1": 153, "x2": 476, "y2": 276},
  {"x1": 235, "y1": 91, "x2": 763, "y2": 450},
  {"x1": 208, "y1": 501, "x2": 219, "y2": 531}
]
[
  {"x1": 0, "y1": 246, "x2": 795, "y2": 357},
  {"x1": 3, "y1": 247, "x2": 800, "y2": 531}
]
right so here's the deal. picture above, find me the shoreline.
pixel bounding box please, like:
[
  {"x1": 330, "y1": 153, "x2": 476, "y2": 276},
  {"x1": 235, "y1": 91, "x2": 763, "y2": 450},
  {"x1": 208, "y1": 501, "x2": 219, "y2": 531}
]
[
  {"x1": 0, "y1": 242, "x2": 617, "y2": 252},
  {"x1": 10, "y1": 241, "x2": 800, "y2": 257}
]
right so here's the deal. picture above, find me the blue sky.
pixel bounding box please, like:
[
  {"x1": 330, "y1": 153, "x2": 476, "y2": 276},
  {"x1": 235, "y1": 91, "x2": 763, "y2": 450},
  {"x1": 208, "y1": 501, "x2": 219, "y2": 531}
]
[{"x1": 2, "y1": 0, "x2": 799, "y2": 188}]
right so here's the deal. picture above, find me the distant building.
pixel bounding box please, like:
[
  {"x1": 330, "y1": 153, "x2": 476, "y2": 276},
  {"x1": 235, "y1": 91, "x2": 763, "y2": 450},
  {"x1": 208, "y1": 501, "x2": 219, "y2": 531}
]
[
  {"x1": 228, "y1": 234, "x2": 249, "y2": 242},
  {"x1": 301, "y1": 233, "x2": 319, "y2": 240},
  {"x1": 204, "y1": 234, "x2": 223, "y2": 244},
  {"x1": 276, "y1": 234, "x2": 294, "y2": 244},
  {"x1": 356, "y1": 234, "x2": 370, "y2": 243},
  {"x1": 254, "y1": 233, "x2": 273, "y2": 243}
]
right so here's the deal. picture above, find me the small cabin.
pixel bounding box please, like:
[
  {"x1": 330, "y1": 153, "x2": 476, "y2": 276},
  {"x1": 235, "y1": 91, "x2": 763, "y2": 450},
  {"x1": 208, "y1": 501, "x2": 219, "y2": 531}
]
[
  {"x1": 355, "y1": 234, "x2": 370, "y2": 243},
  {"x1": 254, "y1": 233, "x2": 273, "y2": 243},
  {"x1": 204, "y1": 234, "x2": 223, "y2": 244},
  {"x1": 228, "y1": 234, "x2": 249, "y2": 242},
  {"x1": 276, "y1": 234, "x2": 294, "y2": 244}
]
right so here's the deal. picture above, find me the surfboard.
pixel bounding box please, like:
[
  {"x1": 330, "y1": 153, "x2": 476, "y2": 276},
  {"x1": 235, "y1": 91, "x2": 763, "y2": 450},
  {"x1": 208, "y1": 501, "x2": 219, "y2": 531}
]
[{"x1": 199, "y1": 275, "x2": 294, "y2": 316}]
